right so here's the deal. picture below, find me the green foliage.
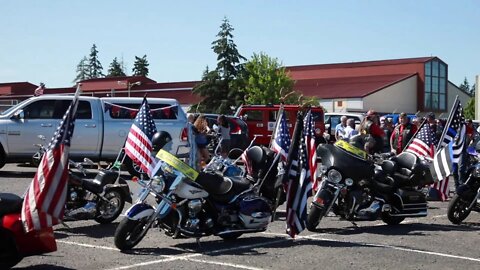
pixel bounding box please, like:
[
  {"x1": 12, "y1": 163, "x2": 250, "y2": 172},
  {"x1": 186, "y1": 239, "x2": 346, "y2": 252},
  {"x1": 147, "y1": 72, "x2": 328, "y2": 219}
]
[
  {"x1": 107, "y1": 57, "x2": 126, "y2": 77},
  {"x1": 240, "y1": 52, "x2": 297, "y2": 105},
  {"x1": 132, "y1": 55, "x2": 149, "y2": 76},
  {"x1": 88, "y1": 44, "x2": 104, "y2": 78},
  {"x1": 459, "y1": 77, "x2": 470, "y2": 93},
  {"x1": 464, "y1": 97, "x2": 475, "y2": 120},
  {"x1": 192, "y1": 17, "x2": 246, "y2": 114},
  {"x1": 73, "y1": 56, "x2": 89, "y2": 83}
]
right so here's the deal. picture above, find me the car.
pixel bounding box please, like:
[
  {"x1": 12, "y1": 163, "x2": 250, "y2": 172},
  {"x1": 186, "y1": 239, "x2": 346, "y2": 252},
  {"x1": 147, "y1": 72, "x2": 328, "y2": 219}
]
[
  {"x1": 324, "y1": 112, "x2": 364, "y2": 143},
  {"x1": 200, "y1": 114, "x2": 250, "y2": 152}
]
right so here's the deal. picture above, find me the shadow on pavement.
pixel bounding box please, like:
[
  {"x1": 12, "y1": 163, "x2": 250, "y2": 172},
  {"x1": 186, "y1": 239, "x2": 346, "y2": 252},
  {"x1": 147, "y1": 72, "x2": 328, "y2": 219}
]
[
  {"x1": 55, "y1": 222, "x2": 119, "y2": 239},
  {"x1": 0, "y1": 170, "x2": 36, "y2": 179}
]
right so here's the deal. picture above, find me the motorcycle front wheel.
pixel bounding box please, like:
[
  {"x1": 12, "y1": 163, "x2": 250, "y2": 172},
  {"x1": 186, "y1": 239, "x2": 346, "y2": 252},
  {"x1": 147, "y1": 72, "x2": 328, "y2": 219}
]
[
  {"x1": 114, "y1": 217, "x2": 150, "y2": 250},
  {"x1": 447, "y1": 194, "x2": 472, "y2": 224},
  {"x1": 306, "y1": 204, "x2": 326, "y2": 231},
  {"x1": 380, "y1": 212, "x2": 405, "y2": 225},
  {"x1": 94, "y1": 189, "x2": 125, "y2": 224}
]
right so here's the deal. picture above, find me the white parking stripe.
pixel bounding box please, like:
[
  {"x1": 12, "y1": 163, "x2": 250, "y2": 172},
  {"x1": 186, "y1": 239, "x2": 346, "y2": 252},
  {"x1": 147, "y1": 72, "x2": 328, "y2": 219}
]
[
  {"x1": 185, "y1": 258, "x2": 265, "y2": 270},
  {"x1": 57, "y1": 240, "x2": 118, "y2": 251},
  {"x1": 262, "y1": 232, "x2": 480, "y2": 262},
  {"x1": 105, "y1": 238, "x2": 288, "y2": 270}
]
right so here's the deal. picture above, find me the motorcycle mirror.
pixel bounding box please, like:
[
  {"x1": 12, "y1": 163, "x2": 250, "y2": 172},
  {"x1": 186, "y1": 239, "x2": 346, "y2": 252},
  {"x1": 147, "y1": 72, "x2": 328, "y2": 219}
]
[{"x1": 12, "y1": 109, "x2": 24, "y2": 120}]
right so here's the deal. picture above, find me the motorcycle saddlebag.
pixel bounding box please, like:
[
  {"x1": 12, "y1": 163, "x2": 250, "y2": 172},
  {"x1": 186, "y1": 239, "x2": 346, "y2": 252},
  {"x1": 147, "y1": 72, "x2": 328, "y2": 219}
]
[{"x1": 238, "y1": 196, "x2": 271, "y2": 229}]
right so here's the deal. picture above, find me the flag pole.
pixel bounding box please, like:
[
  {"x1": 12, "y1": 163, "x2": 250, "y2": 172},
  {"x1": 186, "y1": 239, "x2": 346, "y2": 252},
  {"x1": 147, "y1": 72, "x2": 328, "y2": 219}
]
[
  {"x1": 436, "y1": 95, "x2": 459, "y2": 152},
  {"x1": 268, "y1": 102, "x2": 286, "y2": 149}
]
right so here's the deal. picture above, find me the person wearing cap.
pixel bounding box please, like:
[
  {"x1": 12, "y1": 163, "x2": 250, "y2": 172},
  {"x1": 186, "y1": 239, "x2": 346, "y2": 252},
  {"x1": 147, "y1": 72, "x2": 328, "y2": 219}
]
[
  {"x1": 390, "y1": 112, "x2": 417, "y2": 154},
  {"x1": 381, "y1": 117, "x2": 394, "y2": 152},
  {"x1": 427, "y1": 112, "x2": 442, "y2": 142},
  {"x1": 358, "y1": 109, "x2": 385, "y2": 154}
]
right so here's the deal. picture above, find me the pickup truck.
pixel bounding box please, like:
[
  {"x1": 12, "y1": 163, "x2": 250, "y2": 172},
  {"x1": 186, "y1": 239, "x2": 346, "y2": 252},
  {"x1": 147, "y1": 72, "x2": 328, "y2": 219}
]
[{"x1": 0, "y1": 95, "x2": 189, "y2": 175}]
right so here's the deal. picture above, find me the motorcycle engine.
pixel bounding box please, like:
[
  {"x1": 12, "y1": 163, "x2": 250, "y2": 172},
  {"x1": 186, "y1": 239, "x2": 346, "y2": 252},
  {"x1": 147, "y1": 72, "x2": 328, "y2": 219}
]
[{"x1": 238, "y1": 196, "x2": 272, "y2": 229}]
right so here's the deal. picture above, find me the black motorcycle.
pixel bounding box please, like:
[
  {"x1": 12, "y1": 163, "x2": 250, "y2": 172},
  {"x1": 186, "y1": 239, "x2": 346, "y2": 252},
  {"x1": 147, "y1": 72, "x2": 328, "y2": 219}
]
[
  {"x1": 306, "y1": 140, "x2": 434, "y2": 230},
  {"x1": 64, "y1": 159, "x2": 132, "y2": 224},
  {"x1": 447, "y1": 145, "x2": 480, "y2": 224}
]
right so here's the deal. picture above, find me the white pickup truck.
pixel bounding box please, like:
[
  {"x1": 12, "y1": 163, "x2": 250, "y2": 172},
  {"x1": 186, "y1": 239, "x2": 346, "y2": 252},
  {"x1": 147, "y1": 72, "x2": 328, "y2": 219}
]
[{"x1": 0, "y1": 95, "x2": 189, "y2": 174}]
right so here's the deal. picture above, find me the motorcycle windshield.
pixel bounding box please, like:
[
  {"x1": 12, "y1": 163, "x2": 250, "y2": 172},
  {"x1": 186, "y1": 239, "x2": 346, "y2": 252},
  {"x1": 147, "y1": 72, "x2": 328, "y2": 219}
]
[
  {"x1": 317, "y1": 141, "x2": 373, "y2": 181},
  {"x1": 156, "y1": 149, "x2": 198, "y2": 181}
]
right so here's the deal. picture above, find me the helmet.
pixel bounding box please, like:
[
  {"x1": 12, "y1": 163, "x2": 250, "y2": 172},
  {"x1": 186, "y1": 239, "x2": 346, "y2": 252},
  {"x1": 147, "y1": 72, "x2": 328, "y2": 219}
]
[{"x1": 152, "y1": 131, "x2": 172, "y2": 152}]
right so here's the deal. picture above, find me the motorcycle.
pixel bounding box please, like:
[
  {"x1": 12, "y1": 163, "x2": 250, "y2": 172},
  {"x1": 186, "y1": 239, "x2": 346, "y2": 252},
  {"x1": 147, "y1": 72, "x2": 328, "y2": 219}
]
[
  {"x1": 0, "y1": 193, "x2": 57, "y2": 269},
  {"x1": 306, "y1": 139, "x2": 434, "y2": 231},
  {"x1": 447, "y1": 143, "x2": 480, "y2": 224},
  {"x1": 113, "y1": 134, "x2": 283, "y2": 250},
  {"x1": 32, "y1": 135, "x2": 133, "y2": 224}
]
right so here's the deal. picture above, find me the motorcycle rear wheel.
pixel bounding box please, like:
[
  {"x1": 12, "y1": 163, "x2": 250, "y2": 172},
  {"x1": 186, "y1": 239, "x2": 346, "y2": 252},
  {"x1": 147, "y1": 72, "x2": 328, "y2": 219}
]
[
  {"x1": 380, "y1": 212, "x2": 405, "y2": 225},
  {"x1": 94, "y1": 190, "x2": 125, "y2": 224},
  {"x1": 306, "y1": 204, "x2": 326, "y2": 231},
  {"x1": 114, "y1": 217, "x2": 149, "y2": 250},
  {"x1": 447, "y1": 194, "x2": 472, "y2": 224}
]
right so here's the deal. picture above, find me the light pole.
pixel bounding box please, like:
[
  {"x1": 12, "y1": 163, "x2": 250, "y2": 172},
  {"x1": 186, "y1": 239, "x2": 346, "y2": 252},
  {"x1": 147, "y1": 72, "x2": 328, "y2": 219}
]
[{"x1": 127, "y1": 81, "x2": 141, "y2": 97}]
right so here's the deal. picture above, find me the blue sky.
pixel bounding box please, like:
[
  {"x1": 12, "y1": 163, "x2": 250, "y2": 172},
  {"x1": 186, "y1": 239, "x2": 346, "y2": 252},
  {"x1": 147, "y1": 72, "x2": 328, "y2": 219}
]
[{"x1": 1, "y1": 0, "x2": 479, "y2": 88}]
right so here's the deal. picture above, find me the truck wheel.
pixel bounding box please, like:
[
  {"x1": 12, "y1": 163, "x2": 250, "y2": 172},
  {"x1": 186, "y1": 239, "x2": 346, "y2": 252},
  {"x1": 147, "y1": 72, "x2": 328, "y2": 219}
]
[
  {"x1": 0, "y1": 146, "x2": 6, "y2": 169},
  {"x1": 125, "y1": 156, "x2": 148, "y2": 179}
]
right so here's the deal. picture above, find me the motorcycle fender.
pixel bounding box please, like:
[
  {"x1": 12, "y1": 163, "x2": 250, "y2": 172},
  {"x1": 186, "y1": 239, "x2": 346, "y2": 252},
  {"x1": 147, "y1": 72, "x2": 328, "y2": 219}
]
[
  {"x1": 104, "y1": 182, "x2": 133, "y2": 203},
  {"x1": 312, "y1": 186, "x2": 334, "y2": 208},
  {"x1": 125, "y1": 203, "x2": 154, "y2": 220},
  {"x1": 456, "y1": 184, "x2": 475, "y2": 198}
]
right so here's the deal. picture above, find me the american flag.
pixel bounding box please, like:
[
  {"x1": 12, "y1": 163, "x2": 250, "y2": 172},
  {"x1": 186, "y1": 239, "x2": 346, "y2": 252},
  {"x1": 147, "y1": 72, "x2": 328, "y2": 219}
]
[
  {"x1": 431, "y1": 99, "x2": 465, "y2": 201},
  {"x1": 405, "y1": 121, "x2": 435, "y2": 159},
  {"x1": 21, "y1": 85, "x2": 81, "y2": 232},
  {"x1": 34, "y1": 83, "x2": 45, "y2": 96},
  {"x1": 285, "y1": 111, "x2": 312, "y2": 238},
  {"x1": 271, "y1": 110, "x2": 291, "y2": 161},
  {"x1": 303, "y1": 109, "x2": 318, "y2": 190},
  {"x1": 125, "y1": 97, "x2": 158, "y2": 178}
]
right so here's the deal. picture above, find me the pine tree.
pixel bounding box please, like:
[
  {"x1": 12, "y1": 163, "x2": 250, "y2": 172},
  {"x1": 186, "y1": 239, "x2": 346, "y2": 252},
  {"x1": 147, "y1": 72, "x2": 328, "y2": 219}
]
[
  {"x1": 192, "y1": 17, "x2": 246, "y2": 114},
  {"x1": 459, "y1": 77, "x2": 470, "y2": 93},
  {"x1": 88, "y1": 44, "x2": 104, "y2": 78},
  {"x1": 107, "y1": 57, "x2": 126, "y2": 77},
  {"x1": 132, "y1": 55, "x2": 149, "y2": 76},
  {"x1": 73, "y1": 56, "x2": 89, "y2": 82}
]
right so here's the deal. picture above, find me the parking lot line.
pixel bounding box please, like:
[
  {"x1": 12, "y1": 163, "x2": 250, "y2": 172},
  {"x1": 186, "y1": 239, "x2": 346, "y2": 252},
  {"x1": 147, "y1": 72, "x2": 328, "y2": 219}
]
[
  {"x1": 185, "y1": 258, "x2": 265, "y2": 270},
  {"x1": 262, "y1": 232, "x2": 480, "y2": 263},
  {"x1": 57, "y1": 240, "x2": 118, "y2": 251}
]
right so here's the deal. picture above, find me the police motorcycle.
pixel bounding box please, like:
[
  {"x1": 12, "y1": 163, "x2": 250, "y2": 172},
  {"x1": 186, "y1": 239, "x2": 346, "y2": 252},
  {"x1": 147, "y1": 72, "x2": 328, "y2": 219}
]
[
  {"x1": 114, "y1": 131, "x2": 283, "y2": 250},
  {"x1": 32, "y1": 134, "x2": 132, "y2": 224},
  {"x1": 447, "y1": 138, "x2": 480, "y2": 224},
  {"x1": 306, "y1": 138, "x2": 434, "y2": 231}
]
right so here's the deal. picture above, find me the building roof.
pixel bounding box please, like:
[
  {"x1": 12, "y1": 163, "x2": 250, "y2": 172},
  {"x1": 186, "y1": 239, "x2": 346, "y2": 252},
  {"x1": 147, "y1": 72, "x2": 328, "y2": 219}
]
[
  {"x1": 295, "y1": 73, "x2": 417, "y2": 99},
  {"x1": 286, "y1": 57, "x2": 435, "y2": 72}
]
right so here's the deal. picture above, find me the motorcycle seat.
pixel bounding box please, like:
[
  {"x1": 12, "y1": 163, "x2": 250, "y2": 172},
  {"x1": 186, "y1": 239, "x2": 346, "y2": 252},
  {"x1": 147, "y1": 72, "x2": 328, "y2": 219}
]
[
  {"x1": 0, "y1": 193, "x2": 23, "y2": 216},
  {"x1": 197, "y1": 172, "x2": 252, "y2": 203},
  {"x1": 81, "y1": 178, "x2": 104, "y2": 194},
  {"x1": 392, "y1": 152, "x2": 418, "y2": 171}
]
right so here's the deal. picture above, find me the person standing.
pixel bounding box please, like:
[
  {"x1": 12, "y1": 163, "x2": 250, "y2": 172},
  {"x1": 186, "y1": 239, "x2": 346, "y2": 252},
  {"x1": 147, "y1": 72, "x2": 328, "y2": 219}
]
[
  {"x1": 194, "y1": 114, "x2": 210, "y2": 169},
  {"x1": 390, "y1": 112, "x2": 417, "y2": 154},
  {"x1": 358, "y1": 110, "x2": 384, "y2": 154},
  {"x1": 335, "y1": 116, "x2": 348, "y2": 141},
  {"x1": 216, "y1": 115, "x2": 231, "y2": 158},
  {"x1": 381, "y1": 118, "x2": 394, "y2": 152},
  {"x1": 343, "y1": 118, "x2": 358, "y2": 141}
]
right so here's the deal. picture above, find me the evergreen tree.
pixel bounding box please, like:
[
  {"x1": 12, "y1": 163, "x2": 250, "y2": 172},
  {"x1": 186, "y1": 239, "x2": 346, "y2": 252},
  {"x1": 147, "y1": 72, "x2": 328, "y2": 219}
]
[
  {"x1": 88, "y1": 44, "x2": 104, "y2": 78},
  {"x1": 464, "y1": 97, "x2": 475, "y2": 120},
  {"x1": 192, "y1": 17, "x2": 246, "y2": 114},
  {"x1": 107, "y1": 57, "x2": 126, "y2": 77},
  {"x1": 471, "y1": 83, "x2": 476, "y2": 95},
  {"x1": 73, "y1": 56, "x2": 89, "y2": 82},
  {"x1": 459, "y1": 77, "x2": 470, "y2": 93},
  {"x1": 132, "y1": 55, "x2": 149, "y2": 76}
]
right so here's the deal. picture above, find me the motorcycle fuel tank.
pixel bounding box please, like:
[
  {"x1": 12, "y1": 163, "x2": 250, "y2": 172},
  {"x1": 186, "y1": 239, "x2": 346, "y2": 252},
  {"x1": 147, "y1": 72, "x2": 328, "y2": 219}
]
[{"x1": 174, "y1": 180, "x2": 209, "y2": 199}]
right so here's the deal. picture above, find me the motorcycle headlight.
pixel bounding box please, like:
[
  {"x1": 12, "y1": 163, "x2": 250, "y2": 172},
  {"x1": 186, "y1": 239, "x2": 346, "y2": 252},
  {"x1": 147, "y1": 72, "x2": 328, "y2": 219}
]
[
  {"x1": 152, "y1": 176, "x2": 165, "y2": 193},
  {"x1": 345, "y1": 178, "x2": 354, "y2": 186},
  {"x1": 327, "y1": 169, "x2": 342, "y2": 183},
  {"x1": 472, "y1": 164, "x2": 480, "y2": 178}
]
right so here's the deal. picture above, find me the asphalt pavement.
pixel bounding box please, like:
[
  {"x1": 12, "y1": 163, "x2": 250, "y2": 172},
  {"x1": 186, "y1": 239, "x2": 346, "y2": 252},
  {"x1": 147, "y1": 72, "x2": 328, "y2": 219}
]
[{"x1": 1, "y1": 163, "x2": 479, "y2": 270}]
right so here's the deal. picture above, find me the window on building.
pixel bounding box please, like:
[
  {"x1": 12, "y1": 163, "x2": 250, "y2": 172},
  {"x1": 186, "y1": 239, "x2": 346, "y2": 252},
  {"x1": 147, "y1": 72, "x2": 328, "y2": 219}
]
[{"x1": 424, "y1": 59, "x2": 447, "y2": 111}]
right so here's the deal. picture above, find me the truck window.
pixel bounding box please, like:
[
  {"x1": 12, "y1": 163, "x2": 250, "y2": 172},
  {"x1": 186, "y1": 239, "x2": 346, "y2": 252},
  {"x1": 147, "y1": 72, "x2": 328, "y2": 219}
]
[
  {"x1": 108, "y1": 103, "x2": 178, "y2": 120},
  {"x1": 23, "y1": 100, "x2": 55, "y2": 119},
  {"x1": 53, "y1": 100, "x2": 92, "y2": 119},
  {"x1": 242, "y1": 110, "x2": 263, "y2": 121}
]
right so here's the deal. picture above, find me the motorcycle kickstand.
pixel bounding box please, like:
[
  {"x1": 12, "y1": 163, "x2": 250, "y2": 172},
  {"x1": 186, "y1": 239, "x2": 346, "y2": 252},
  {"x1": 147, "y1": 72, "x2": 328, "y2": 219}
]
[
  {"x1": 350, "y1": 221, "x2": 359, "y2": 228},
  {"x1": 196, "y1": 238, "x2": 202, "y2": 248}
]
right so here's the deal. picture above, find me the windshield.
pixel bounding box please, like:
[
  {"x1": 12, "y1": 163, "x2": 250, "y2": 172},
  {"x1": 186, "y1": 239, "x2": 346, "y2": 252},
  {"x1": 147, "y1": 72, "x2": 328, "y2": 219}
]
[{"x1": 0, "y1": 99, "x2": 31, "y2": 116}]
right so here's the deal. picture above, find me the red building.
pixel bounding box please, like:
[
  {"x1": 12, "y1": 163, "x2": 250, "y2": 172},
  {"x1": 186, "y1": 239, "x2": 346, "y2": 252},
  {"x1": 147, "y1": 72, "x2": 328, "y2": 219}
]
[{"x1": 0, "y1": 56, "x2": 470, "y2": 115}]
